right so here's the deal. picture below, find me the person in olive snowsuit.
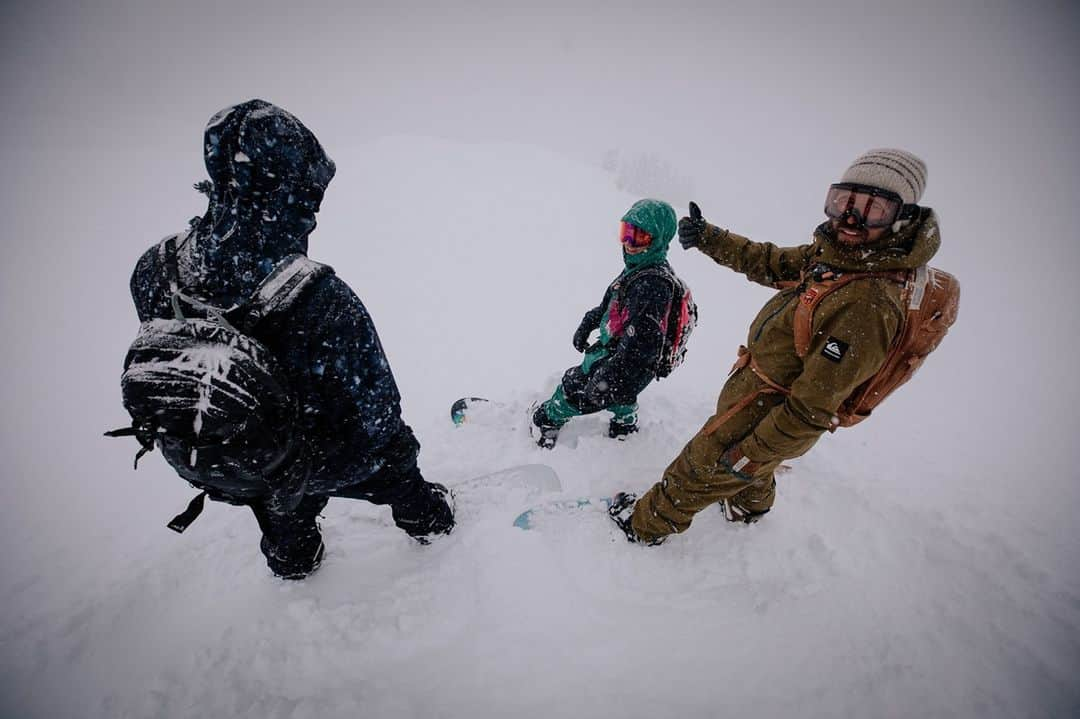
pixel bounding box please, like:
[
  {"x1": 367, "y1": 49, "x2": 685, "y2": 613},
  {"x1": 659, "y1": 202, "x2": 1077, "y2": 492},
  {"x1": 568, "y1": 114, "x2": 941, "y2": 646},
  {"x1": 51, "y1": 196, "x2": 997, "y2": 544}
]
[
  {"x1": 531, "y1": 198, "x2": 682, "y2": 448},
  {"x1": 610, "y1": 149, "x2": 938, "y2": 543},
  {"x1": 130, "y1": 100, "x2": 453, "y2": 579}
]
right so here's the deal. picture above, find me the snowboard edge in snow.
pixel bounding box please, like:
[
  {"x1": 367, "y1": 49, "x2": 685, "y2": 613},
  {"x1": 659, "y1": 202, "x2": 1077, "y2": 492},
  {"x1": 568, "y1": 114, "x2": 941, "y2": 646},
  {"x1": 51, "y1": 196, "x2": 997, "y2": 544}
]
[{"x1": 512, "y1": 496, "x2": 616, "y2": 530}]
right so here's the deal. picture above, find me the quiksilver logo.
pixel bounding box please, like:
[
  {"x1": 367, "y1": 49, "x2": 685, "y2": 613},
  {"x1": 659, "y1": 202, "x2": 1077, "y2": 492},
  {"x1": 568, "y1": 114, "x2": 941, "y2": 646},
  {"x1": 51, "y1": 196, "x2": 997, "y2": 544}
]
[{"x1": 822, "y1": 336, "x2": 848, "y2": 362}]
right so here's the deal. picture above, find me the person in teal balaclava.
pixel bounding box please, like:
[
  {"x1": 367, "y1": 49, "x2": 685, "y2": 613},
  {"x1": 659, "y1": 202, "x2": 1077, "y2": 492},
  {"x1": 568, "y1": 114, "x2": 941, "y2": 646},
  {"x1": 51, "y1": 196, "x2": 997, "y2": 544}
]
[{"x1": 531, "y1": 198, "x2": 688, "y2": 448}]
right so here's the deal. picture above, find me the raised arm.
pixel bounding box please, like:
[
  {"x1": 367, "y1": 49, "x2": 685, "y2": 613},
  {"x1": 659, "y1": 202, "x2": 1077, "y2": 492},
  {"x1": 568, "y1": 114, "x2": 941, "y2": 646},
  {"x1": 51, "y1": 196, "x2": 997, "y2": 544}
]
[{"x1": 677, "y1": 202, "x2": 812, "y2": 287}]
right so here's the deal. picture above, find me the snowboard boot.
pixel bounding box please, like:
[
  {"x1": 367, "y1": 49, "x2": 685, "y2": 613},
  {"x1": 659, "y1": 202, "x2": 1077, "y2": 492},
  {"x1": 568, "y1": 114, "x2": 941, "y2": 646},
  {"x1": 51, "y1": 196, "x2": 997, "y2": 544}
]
[
  {"x1": 607, "y1": 404, "x2": 639, "y2": 440},
  {"x1": 720, "y1": 498, "x2": 770, "y2": 524},
  {"x1": 252, "y1": 494, "x2": 329, "y2": 580},
  {"x1": 530, "y1": 403, "x2": 563, "y2": 450},
  {"x1": 721, "y1": 479, "x2": 774, "y2": 524},
  {"x1": 608, "y1": 418, "x2": 638, "y2": 440},
  {"x1": 393, "y1": 482, "x2": 456, "y2": 544},
  {"x1": 608, "y1": 492, "x2": 665, "y2": 546},
  {"x1": 262, "y1": 538, "x2": 326, "y2": 580}
]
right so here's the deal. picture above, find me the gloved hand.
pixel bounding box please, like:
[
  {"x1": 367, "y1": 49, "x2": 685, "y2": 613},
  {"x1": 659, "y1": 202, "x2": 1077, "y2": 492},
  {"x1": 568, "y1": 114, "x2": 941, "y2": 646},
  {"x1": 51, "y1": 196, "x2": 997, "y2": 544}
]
[
  {"x1": 678, "y1": 201, "x2": 707, "y2": 250},
  {"x1": 573, "y1": 307, "x2": 603, "y2": 353},
  {"x1": 573, "y1": 326, "x2": 591, "y2": 353}
]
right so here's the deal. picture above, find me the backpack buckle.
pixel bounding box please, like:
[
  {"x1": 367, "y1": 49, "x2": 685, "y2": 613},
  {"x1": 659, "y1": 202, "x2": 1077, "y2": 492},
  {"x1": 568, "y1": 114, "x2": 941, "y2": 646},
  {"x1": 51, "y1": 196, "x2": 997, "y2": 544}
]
[{"x1": 104, "y1": 421, "x2": 158, "y2": 469}]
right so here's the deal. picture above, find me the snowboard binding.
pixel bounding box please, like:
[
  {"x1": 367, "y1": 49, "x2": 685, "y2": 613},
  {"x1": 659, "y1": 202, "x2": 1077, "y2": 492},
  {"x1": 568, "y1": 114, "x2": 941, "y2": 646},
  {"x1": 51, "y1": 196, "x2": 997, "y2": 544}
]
[{"x1": 530, "y1": 403, "x2": 563, "y2": 450}]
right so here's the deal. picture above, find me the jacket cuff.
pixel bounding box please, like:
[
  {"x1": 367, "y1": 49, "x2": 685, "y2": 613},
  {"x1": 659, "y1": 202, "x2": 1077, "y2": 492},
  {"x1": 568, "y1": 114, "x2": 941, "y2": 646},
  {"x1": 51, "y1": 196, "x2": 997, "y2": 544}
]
[{"x1": 696, "y1": 223, "x2": 730, "y2": 253}]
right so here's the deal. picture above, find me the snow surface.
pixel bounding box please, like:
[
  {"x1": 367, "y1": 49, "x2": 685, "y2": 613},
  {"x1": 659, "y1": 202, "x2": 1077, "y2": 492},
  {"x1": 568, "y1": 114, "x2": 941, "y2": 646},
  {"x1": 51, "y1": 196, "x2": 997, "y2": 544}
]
[{"x1": 2, "y1": 135, "x2": 1077, "y2": 719}]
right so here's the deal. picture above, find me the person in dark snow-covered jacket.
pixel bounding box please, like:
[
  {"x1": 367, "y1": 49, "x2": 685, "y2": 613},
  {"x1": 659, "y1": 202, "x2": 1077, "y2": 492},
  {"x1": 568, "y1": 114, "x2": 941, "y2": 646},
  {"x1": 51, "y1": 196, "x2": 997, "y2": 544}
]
[
  {"x1": 129, "y1": 99, "x2": 453, "y2": 579},
  {"x1": 530, "y1": 199, "x2": 683, "y2": 448}
]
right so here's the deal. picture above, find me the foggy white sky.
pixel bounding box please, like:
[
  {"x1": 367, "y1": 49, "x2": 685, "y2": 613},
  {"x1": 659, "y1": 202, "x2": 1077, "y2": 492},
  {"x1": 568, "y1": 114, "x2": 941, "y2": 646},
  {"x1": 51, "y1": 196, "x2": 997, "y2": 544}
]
[
  {"x1": 3, "y1": 0, "x2": 1079, "y2": 274},
  {"x1": 6, "y1": 0, "x2": 1078, "y2": 193}
]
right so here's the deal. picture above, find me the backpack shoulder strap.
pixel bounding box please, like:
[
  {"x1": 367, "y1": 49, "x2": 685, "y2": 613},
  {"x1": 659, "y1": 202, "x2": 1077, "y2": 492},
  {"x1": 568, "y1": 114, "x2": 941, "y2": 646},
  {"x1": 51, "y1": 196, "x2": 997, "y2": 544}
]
[
  {"x1": 793, "y1": 270, "x2": 908, "y2": 358},
  {"x1": 157, "y1": 233, "x2": 185, "y2": 292},
  {"x1": 244, "y1": 254, "x2": 334, "y2": 326},
  {"x1": 157, "y1": 232, "x2": 190, "y2": 320},
  {"x1": 906, "y1": 265, "x2": 932, "y2": 311}
]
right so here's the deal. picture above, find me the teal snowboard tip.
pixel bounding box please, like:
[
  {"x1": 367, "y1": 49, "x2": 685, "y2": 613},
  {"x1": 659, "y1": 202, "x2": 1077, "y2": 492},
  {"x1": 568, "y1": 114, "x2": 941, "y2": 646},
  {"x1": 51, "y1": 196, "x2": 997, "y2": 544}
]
[
  {"x1": 512, "y1": 497, "x2": 615, "y2": 531},
  {"x1": 512, "y1": 510, "x2": 535, "y2": 530},
  {"x1": 450, "y1": 397, "x2": 489, "y2": 426}
]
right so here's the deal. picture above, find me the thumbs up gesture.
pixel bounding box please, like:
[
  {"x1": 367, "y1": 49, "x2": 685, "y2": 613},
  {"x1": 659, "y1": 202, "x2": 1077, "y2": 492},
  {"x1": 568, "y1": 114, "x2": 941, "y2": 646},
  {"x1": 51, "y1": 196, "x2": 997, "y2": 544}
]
[{"x1": 678, "y1": 201, "x2": 707, "y2": 250}]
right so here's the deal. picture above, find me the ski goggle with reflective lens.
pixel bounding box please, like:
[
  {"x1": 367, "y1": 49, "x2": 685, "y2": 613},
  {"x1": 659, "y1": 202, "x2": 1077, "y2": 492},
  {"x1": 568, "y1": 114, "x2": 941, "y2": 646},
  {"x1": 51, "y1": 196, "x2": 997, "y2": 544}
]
[
  {"x1": 620, "y1": 221, "x2": 653, "y2": 249},
  {"x1": 824, "y1": 183, "x2": 904, "y2": 229}
]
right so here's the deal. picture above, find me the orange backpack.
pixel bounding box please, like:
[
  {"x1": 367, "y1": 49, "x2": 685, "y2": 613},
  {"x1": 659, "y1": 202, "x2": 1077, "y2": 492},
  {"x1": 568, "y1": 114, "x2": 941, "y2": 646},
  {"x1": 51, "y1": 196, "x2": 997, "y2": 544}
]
[{"x1": 793, "y1": 265, "x2": 960, "y2": 428}]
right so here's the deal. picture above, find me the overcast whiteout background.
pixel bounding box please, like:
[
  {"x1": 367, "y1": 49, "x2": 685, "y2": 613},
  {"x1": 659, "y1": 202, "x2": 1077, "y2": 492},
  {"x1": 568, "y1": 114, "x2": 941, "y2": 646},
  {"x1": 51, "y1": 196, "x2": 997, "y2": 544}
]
[{"x1": 2, "y1": 1, "x2": 1079, "y2": 717}]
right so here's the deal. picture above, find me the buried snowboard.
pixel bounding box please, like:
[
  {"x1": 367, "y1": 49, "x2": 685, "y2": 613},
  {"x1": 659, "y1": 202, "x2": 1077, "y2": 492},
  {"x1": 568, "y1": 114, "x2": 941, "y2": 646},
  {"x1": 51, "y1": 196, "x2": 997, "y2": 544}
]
[
  {"x1": 450, "y1": 397, "x2": 511, "y2": 427},
  {"x1": 512, "y1": 496, "x2": 616, "y2": 530},
  {"x1": 449, "y1": 463, "x2": 563, "y2": 524},
  {"x1": 512, "y1": 485, "x2": 787, "y2": 532}
]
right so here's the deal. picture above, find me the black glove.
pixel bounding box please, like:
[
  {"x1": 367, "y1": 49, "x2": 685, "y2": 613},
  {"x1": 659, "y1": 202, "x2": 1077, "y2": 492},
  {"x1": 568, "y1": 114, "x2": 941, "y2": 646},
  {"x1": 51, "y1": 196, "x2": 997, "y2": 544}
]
[
  {"x1": 678, "y1": 201, "x2": 707, "y2": 250},
  {"x1": 573, "y1": 306, "x2": 603, "y2": 353}
]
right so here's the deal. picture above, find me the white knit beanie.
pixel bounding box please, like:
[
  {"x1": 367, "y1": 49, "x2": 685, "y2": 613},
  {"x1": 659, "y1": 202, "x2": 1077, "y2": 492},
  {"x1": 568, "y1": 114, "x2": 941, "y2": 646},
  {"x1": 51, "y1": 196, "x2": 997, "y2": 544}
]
[{"x1": 840, "y1": 148, "x2": 927, "y2": 205}]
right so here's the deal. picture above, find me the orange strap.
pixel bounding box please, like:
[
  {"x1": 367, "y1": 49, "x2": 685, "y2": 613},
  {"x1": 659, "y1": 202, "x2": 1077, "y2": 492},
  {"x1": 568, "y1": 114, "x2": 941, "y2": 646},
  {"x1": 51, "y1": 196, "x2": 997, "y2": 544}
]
[
  {"x1": 793, "y1": 271, "x2": 909, "y2": 358},
  {"x1": 702, "y1": 347, "x2": 790, "y2": 436},
  {"x1": 748, "y1": 353, "x2": 791, "y2": 395},
  {"x1": 705, "y1": 269, "x2": 910, "y2": 437}
]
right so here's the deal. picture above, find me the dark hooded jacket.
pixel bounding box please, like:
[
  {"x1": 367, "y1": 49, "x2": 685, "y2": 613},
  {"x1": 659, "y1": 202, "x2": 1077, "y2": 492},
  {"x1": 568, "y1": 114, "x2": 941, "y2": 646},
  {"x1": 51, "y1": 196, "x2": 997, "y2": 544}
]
[{"x1": 130, "y1": 100, "x2": 406, "y2": 494}]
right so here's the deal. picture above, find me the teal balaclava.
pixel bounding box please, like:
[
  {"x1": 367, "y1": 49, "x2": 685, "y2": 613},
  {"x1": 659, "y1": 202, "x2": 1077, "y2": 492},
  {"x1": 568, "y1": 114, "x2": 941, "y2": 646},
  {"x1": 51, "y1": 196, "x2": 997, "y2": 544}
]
[{"x1": 620, "y1": 198, "x2": 677, "y2": 270}]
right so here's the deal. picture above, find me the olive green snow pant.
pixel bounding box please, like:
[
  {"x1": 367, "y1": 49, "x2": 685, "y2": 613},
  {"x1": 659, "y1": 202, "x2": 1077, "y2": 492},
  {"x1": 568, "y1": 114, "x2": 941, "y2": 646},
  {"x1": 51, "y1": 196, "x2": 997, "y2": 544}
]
[{"x1": 630, "y1": 367, "x2": 816, "y2": 542}]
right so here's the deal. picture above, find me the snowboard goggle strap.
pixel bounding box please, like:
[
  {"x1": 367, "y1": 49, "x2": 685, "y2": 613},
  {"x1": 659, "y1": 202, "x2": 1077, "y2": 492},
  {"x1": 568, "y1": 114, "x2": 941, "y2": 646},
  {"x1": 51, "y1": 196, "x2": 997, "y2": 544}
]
[
  {"x1": 620, "y1": 221, "x2": 653, "y2": 249},
  {"x1": 824, "y1": 183, "x2": 907, "y2": 229}
]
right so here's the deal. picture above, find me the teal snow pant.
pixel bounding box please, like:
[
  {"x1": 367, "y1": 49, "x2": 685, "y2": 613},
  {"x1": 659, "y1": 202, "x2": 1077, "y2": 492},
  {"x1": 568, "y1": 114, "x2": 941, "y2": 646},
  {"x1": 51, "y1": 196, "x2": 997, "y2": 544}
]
[{"x1": 540, "y1": 348, "x2": 641, "y2": 428}]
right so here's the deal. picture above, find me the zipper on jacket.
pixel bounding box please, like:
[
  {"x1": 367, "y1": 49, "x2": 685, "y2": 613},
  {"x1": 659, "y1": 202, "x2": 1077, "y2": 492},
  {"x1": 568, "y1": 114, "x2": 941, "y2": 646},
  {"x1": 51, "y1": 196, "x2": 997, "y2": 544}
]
[{"x1": 752, "y1": 287, "x2": 799, "y2": 343}]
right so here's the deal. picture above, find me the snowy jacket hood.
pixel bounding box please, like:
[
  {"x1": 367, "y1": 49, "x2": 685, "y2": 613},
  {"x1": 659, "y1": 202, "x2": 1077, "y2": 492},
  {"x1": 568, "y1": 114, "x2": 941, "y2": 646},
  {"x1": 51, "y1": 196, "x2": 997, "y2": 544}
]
[
  {"x1": 620, "y1": 199, "x2": 677, "y2": 270},
  {"x1": 179, "y1": 99, "x2": 336, "y2": 305}
]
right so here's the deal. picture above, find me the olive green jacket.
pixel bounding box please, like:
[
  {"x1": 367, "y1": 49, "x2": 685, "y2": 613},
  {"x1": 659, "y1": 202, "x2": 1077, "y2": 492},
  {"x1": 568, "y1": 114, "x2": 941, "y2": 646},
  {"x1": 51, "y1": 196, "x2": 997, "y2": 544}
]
[{"x1": 694, "y1": 208, "x2": 941, "y2": 463}]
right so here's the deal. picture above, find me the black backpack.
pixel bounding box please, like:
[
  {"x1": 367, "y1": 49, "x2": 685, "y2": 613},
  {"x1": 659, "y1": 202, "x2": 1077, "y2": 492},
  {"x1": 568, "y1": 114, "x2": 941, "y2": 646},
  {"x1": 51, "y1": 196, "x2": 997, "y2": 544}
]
[
  {"x1": 624, "y1": 265, "x2": 698, "y2": 378},
  {"x1": 107, "y1": 234, "x2": 331, "y2": 531}
]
